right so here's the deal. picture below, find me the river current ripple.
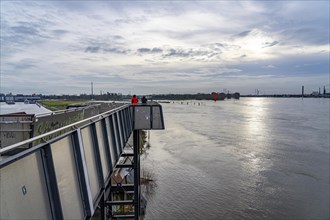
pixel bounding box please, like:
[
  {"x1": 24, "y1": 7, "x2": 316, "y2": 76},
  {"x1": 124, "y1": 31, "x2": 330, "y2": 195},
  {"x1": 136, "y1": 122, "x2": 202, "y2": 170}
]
[{"x1": 143, "y1": 98, "x2": 329, "y2": 220}]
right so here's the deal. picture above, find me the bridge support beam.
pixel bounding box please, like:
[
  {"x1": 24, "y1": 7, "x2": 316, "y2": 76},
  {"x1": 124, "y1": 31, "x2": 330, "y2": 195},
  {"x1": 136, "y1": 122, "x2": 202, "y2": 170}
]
[
  {"x1": 105, "y1": 103, "x2": 165, "y2": 220},
  {"x1": 106, "y1": 130, "x2": 140, "y2": 220}
]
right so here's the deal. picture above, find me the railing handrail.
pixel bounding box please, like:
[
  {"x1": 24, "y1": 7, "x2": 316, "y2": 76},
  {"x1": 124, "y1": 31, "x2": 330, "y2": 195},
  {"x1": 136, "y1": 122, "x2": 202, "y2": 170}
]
[
  {"x1": 34, "y1": 102, "x2": 101, "y2": 117},
  {"x1": 0, "y1": 104, "x2": 130, "y2": 154}
]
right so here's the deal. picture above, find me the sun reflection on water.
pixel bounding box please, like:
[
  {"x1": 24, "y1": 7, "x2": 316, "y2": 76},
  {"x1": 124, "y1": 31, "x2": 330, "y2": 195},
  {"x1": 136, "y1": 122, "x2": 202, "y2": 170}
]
[
  {"x1": 246, "y1": 98, "x2": 267, "y2": 138},
  {"x1": 239, "y1": 98, "x2": 273, "y2": 190}
]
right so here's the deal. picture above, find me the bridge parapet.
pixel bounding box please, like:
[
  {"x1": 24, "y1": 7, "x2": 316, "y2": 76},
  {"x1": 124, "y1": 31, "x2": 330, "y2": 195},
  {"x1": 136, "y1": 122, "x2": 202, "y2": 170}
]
[
  {"x1": 0, "y1": 102, "x2": 165, "y2": 220},
  {"x1": 0, "y1": 102, "x2": 125, "y2": 152}
]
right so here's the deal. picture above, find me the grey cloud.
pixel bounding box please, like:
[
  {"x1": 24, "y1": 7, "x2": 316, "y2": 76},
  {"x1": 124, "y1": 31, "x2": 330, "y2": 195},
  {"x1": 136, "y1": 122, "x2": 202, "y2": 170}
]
[
  {"x1": 81, "y1": 36, "x2": 129, "y2": 54},
  {"x1": 234, "y1": 52, "x2": 329, "y2": 78},
  {"x1": 164, "y1": 49, "x2": 191, "y2": 57},
  {"x1": 52, "y1": 29, "x2": 68, "y2": 36},
  {"x1": 11, "y1": 26, "x2": 39, "y2": 36},
  {"x1": 11, "y1": 19, "x2": 56, "y2": 38},
  {"x1": 262, "y1": 65, "x2": 276, "y2": 69},
  {"x1": 104, "y1": 47, "x2": 130, "y2": 54},
  {"x1": 111, "y1": 35, "x2": 126, "y2": 45},
  {"x1": 114, "y1": 16, "x2": 148, "y2": 25},
  {"x1": 6, "y1": 61, "x2": 36, "y2": 70},
  {"x1": 212, "y1": 43, "x2": 226, "y2": 49},
  {"x1": 83, "y1": 37, "x2": 109, "y2": 45},
  {"x1": 206, "y1": 42, "x2": 239, "y2": 52},
  {"x1": 207, "y1": 53, "x2": 218, "y2": 58},
  {"x1": 136, "y1": 46, "x2": 222, "y2": 61},
  {"x1": 3, "y1": 20, "x2": 54, "y2": 46},
  {"x1": 214, "y1": 43, "x2": 225, "y2": 46},
  {"x1": 236, "y1": 30, "x2": 252, "y2": 37},
  {"x1": 163, "y1": 48, "x2": 216, "y2": 59},
  {"x1": 263, "y1": 41, "x2": 279, "y2": 48},
  {"x1": 113, "y1": 35, "x2": 124, "y2": 40},
  {"x1": 14, "y1": 63, "x2": 36, "y2": 69},
  {"x1": 84, "y1": 46, "x2": 129, "y2": 54},
  {"x1": 137, "y1": 47, "x2": 163, "y2": 54},
  {"x1": 281, "y1": 28, "x2": 329, "y2": 45},
  {"x1": 138, "y1": 48, "x2": 151, "y2": 53},
  {"x1": 151, "y1": 48, "x2": 163, "y2": 53},
  {"x1": 85, "y1": 46, "x2": 100, "y2": 53},
  {"x1": 122, "y1": 64, "x2": 143, "y2": 68}
]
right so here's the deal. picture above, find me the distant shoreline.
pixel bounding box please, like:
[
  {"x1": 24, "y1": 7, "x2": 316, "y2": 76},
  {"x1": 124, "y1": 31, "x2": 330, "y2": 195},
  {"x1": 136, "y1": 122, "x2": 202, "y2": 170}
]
[
  {"x1": 1, "y1": 93, "x2": 329, "y2": 104},
  {"x1": 241, "y1": 95, "x2": 330, "y2": 98}
]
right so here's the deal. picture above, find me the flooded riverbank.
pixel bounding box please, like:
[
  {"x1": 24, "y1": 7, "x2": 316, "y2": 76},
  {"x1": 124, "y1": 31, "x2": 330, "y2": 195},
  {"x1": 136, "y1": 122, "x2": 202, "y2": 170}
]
[{"x1": 143, "y1": 98, "x2": 329, "y2": 219}]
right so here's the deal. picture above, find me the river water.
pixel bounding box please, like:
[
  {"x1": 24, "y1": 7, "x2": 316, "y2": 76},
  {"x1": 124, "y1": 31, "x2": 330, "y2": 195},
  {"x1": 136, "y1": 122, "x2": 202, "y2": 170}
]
[{"x1": 143, "y1": 98, "x2": 329, "y2": 220}]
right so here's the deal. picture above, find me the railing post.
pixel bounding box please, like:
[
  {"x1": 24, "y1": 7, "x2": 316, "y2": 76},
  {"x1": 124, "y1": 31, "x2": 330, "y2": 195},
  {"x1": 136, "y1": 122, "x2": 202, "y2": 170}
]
[
  {"x1": 133, "y1": 129, "x2": 140, "y2": 220},
  {"x1": 100, "y1": 194, "x2": 106, "y2": 220},
  {"x1": 41, "y1": 145, "x2": 64, "y2": 220}
]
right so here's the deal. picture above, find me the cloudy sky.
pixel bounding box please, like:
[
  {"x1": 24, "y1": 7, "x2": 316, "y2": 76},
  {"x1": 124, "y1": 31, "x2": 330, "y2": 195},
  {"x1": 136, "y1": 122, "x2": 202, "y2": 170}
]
[{"x1": 1, "y1": 1, "x2": 329, "y2": 95}]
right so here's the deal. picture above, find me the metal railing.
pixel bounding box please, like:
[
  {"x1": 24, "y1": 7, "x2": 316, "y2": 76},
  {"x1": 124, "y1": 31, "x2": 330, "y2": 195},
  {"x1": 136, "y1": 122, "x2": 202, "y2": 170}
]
[
  {"x1": 0, "y1": 104, "x2": 132, "y2": 220},
  {"x1": 0, "y1": 102, "x2": 165, "y2": 220}
]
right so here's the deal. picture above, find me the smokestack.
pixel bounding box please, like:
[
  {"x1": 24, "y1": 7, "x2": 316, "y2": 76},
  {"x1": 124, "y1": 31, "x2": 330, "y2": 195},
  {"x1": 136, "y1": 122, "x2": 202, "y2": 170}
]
[
  {"x1": 324, "y1": 86, "x2": 326, "y2": 95},
  {"x1": 319, "y1": 88, "x2": 321, "y2": 95},
  {"x1": 92, "y1": 82, "x2": 93, "y2": 95},
  {"x1": 91, "y1": 82, "x2": 94, "y2": 99},
  {"x1": 302, "y1": 86, "x2": 304, "y2": 97}
]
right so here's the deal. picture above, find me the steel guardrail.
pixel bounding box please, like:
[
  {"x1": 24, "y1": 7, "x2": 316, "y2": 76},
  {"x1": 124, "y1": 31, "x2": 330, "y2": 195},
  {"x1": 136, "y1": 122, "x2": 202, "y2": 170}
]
[{"x1": 0, "y1": 104, "x2": 129, "y2": 155}]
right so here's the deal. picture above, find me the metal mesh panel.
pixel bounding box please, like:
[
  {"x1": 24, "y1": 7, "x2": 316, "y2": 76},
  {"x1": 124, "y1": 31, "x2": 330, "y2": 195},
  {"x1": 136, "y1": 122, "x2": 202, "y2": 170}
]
[
  {"x1": 132, "y1": 104, "x2": 165, "y2": 130},
  {"x1": 152, "y1": 106, "x2": 164, "y2": 129},
  {"x1": 134, "y1": 106, "x2": 151, "y2": 129}
]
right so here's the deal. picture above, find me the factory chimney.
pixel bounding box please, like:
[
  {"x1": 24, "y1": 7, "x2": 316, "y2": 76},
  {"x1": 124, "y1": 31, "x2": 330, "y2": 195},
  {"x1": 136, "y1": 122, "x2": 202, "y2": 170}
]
[{"x1": 91, "y1": 82, "x2": 94, "y2": 100}]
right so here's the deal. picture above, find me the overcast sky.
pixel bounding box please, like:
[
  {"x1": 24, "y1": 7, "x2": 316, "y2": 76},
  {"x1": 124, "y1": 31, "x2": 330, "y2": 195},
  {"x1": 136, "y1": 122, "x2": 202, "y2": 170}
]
[{"x1": 1, "y1": 1, "x2": 329, "y2": 95}]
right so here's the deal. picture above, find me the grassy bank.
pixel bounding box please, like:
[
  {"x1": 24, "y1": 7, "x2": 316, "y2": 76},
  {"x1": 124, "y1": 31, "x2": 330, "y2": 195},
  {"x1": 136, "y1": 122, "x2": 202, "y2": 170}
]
[{"x1": 39, "y1": 100, "x2": 89, "y2": 111}]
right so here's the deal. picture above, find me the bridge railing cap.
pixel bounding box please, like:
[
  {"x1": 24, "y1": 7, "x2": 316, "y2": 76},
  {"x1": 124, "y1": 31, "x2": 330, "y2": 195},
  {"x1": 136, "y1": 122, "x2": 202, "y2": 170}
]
[{"x1": 131, "y1": 101, "x2": 161, "y2": 106}]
